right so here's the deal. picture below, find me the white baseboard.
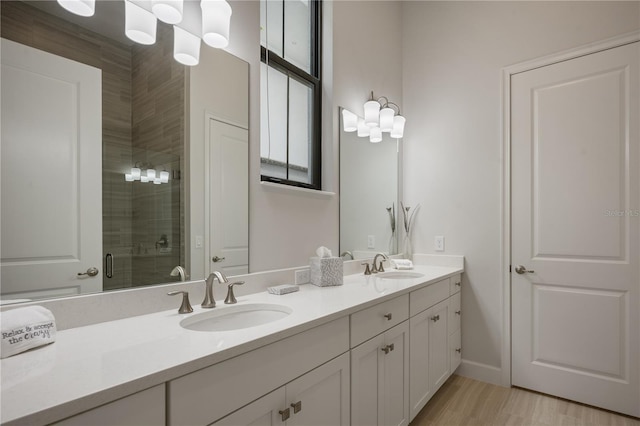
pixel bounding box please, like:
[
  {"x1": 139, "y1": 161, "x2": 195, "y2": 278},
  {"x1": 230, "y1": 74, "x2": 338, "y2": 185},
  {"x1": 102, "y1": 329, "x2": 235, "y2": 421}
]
[{"x1": 456, "y1": 359, "x2": 506, "y2": 387}]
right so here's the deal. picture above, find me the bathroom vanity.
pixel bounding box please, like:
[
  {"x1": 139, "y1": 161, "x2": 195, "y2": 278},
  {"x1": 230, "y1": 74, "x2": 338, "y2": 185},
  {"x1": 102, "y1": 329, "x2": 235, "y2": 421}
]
[{"x1": 0, "y1": 261, "x2": 463, "y2": 426}]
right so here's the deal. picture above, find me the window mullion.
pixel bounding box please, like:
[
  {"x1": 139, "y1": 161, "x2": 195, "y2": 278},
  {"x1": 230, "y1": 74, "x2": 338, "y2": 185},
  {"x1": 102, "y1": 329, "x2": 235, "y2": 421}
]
[{"x1": 286, "y1": 74, "x2": 290, "y2": 181}]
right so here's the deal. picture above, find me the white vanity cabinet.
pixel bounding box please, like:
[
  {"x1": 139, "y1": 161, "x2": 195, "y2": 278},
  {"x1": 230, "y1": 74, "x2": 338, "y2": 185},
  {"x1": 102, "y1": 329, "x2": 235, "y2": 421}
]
[
  {"x1": 350, "y1": 295, "x2": 410, "y2": 426},
  {"x1": 408, "y1": 274, "x2": 462, "y2": 421},
  {"x1": 51, "y1": 385, "x2": 165, "y2": 426},
  {"x1": 167, "y1": 317, "x2": 349, "y2": 426},
  {"x1": 214, "y1": 352, "x2": 350, "y2": 426}
]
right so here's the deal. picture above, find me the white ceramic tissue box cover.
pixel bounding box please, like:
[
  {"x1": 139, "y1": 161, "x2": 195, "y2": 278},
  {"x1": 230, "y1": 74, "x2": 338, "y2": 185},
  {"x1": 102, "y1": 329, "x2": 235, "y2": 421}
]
[{"x1": 310, "y1": 257, "x2": 343, "y2": 287}]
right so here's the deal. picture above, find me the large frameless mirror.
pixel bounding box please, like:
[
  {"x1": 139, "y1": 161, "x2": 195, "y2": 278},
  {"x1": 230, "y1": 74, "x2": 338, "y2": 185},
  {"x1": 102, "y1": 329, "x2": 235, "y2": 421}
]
[
  {"x1": 0, "y1": 0, "x2": 249, "y2": 304},
  {"x1": 339, "y1": 107, "x2": 399, "y2": 260}
]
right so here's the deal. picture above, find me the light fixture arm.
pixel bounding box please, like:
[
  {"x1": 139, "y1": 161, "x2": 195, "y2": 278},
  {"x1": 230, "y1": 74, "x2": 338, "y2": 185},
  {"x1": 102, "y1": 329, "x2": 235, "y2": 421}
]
[{"x1": 369, "y1": 92, "x2": 402, "y2": 115}]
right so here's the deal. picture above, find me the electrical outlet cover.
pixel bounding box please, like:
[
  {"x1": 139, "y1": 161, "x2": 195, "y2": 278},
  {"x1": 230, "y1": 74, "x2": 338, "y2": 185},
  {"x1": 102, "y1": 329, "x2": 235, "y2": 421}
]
[{"x1": 435, "y1": 236, "x2": 445, "y2": 251}]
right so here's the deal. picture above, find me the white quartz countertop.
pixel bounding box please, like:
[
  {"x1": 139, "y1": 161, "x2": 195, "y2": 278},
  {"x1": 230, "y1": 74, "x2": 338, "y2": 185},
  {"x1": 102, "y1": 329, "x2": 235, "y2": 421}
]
[{"x1": 1, "y1": 264, "x2": 462, "y2": 425}]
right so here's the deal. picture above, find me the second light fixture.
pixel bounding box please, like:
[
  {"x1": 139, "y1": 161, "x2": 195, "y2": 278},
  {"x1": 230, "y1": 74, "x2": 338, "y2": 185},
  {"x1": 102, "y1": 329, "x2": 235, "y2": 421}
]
[{"x1": 342, "y1": 92, "x2": 406, "y2": 143}]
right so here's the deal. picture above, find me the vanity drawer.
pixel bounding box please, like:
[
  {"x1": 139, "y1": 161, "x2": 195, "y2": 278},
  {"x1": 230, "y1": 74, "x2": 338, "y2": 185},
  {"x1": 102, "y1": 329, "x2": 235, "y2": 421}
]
[
  {"x1": 167, "y1": 317, "x2": 349, "y2": 426},
  {"x1": 450, "y1": 274, "x2": 462, "y2": 295},
  {"x1": 448, "y1": 292, "x2": 461, "y2": 335},
  {"x1": 350, "y1": 294, "x2": 409, "y2": 347},
  {"x1": 52, "y1": 385, "x2": 165, "y2": 426},
  {"x1": 410, "y1": 278, "x2": 450, "y2": 316}
]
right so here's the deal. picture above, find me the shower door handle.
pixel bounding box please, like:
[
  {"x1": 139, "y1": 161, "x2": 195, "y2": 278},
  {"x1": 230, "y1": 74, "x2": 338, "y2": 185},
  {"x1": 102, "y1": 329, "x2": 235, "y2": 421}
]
[{"x1": 106, "y1": 253, "x2": 114, "y2": 278}]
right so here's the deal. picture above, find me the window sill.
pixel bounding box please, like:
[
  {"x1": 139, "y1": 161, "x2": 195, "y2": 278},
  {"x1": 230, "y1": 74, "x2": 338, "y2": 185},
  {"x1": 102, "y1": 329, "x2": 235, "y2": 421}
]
[{"x1": 260, "y1": 181, "x2": 336, "y2": 199}]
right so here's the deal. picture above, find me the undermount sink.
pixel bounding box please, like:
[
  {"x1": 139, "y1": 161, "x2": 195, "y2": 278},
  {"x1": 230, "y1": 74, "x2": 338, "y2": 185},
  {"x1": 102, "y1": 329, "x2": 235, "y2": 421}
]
[
  {"x1": 376, "y1": 271, "x2": 425, "y2": 280},
  {"x1": 180, "y1": 303, "x2": 293, "y2": 332}
]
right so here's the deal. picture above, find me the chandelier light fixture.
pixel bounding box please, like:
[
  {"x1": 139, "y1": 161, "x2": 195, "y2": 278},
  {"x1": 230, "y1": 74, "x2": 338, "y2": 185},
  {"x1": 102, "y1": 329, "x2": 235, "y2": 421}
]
[
  {"x1": 55, "y1": 0, "x2": 232, "y2": 67},
  {"x1": 342, "y1": 92, "x2": 406, "y2": 143}
]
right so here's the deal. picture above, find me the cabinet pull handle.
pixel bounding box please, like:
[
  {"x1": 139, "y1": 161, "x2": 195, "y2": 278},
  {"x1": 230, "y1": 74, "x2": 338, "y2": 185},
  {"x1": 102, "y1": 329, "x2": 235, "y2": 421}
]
[
  {"x1": 290, "y1": 401, "x2": 302, "y2": 414},
  {"x1": 381, "y1": 345, "x2": 391, "y2": 354},
  {"x1": 388, "y1": 343, "x2": 395, "y2": 352},
  {"x1": 383, "y1": 313, "x2": 392, "y2": 321},
  {"x1": 431, "y1": 314, "x2": 440, "y2": 322},
  {"x1": 279, "y1": 408, "x2": 290, "y2": 421},
  {"x1": 455, "y1": 281, "x2": 461, "y2": 287},
  {"x1": 455, "y1": 310, "x2": 461, "y2": 315},
  {"x1": 456, "y1": 347, "x2": 462, "y2": 353}
]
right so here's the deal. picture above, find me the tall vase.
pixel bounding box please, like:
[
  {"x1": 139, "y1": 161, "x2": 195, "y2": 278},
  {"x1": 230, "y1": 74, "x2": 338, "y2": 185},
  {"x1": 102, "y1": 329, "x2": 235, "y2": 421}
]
[{"x1": 403, "y1": 233, "x2": 413, "y2": 260}]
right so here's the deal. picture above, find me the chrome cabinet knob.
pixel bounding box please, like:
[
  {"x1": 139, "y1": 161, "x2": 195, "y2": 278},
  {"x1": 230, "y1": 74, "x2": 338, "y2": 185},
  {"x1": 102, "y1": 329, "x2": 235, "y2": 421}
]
[
  {"x1": 279, "y1": 408, "x2": 290, "y2": 421},
  {"x1": 381, "y1": 344, "x2": 395, "y2": 354},
  {"x1": 515, "y1": 265, "x2": 535, "y2": 274},
  {"x1": 77, "y1": 267, "x2": 99, "y2": 277},
  {"x1": 290, "y1": 401, "x2": 302, "y2": 414}
]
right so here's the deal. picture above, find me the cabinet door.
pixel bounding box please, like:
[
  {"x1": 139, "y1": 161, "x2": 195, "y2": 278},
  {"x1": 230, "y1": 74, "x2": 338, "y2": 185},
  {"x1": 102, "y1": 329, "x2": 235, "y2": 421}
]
[
  {"x1": 409, "y1": 309, "x2": 432, "y2": 421},
  {"x1": 428, "y1": 299, "x2": 450, "y2": 395},
  {"x1": 287, "y1": 353, "x2": 350, "y2": 426},
  {"x1": 383, "y1": 321, "x2": 410, "y2": 426},
  {"x1": 213, "y1": 388, "x2": 285, "y2": 426},
  {"x1": 351, "y1": 334, "x2": 384, "y2": 426},
  {"x1": 450, "y1": 328, "x2": 462, "y2": 372}
]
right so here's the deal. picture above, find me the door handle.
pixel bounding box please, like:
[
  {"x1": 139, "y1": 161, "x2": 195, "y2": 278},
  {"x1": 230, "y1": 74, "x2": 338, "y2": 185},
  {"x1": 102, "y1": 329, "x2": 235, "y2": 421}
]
[
  {"x1": 514, "y1": 265, "x2": 534, "y2": 274},
  {"x1": 77, "y1": 267, "x2": 99, "y2": 277},
  {"x1": 212, "y1": 256, "x2": 226, "y2": 263}
]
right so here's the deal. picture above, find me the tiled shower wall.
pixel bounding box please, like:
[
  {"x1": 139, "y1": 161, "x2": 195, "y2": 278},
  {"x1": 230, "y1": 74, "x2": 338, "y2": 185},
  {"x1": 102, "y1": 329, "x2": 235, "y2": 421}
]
[
  {"x1": 131, "y1": 25, "x2": 185, "y2": 286},
  {"x1": 1, "y1": 2, "x2": 184, "y2": 290}
]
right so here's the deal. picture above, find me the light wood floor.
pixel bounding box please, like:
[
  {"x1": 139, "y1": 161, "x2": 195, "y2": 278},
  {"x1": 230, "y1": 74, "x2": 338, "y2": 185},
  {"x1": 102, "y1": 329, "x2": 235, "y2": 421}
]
[{"x1": 411, "y1": 375, "x2": 640, "y2": 426}]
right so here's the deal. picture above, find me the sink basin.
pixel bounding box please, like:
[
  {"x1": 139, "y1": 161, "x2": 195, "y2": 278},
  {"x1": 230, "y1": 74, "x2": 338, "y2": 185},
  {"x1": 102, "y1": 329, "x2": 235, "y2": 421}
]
[
  {"x1": 180, "y1": 303, "x2": 293, "y2": 332},
  {"x1": 376, "y1": 271, "x2": 425, "y2": 280}
]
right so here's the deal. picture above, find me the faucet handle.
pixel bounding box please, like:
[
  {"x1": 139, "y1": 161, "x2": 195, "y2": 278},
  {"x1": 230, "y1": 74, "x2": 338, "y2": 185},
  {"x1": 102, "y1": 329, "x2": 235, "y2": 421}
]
[
  {"x1": 361, "y1": 262, "x2": 372, "y2": 275},
  {"x1": 224, "y1": 281, "x2": 245, "y2": 304},
  {"x1": 378, "y1": 261, "x2": 385, "y2": 273},
  {"x1": 168, "y1": 291, "x2": 194, "y2": 314}
]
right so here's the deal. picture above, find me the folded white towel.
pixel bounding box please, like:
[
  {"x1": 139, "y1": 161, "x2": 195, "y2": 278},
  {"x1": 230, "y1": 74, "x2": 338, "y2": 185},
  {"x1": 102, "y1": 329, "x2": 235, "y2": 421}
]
[
  {"x1": 390, "y1": 259, "x2": 414, "y2": 270},
  {"x1": 1, "y1": 306, "x2": 56, "y2": 359}
]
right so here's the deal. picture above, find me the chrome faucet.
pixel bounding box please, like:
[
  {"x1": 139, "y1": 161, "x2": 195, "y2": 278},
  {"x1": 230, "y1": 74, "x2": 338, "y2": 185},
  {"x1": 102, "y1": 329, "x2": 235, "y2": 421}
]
[
  {"x1": 170, "y1": 266, "x2": 186, "y2": 282},
  {"x1": 372, "y1": 253, "x2": 389, "y2": 273},
  {"x1": 202, "y1": 271, "x2": 229, "y2": 308},
  {"x1": 340, "y1": 251, "x2": 354, "y2": 260}
]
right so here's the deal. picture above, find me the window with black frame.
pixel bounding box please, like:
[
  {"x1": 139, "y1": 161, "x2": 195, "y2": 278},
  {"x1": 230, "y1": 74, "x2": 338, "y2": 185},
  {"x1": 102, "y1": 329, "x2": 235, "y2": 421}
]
[{"x1": 260, "y1": 0, "x2": 321, "y2": 190}]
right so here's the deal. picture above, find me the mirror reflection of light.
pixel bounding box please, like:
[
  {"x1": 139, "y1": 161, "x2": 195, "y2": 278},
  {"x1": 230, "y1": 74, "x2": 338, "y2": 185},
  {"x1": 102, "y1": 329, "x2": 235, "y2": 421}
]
[
  {"x1": 151, "y1": 0, "x2": 183, "y2": 24},
  {"x1": 124, "y1": 0, "x2": 158, "y2": 45},
  {"x1": 57, "y1": 0, "x2": 95, "y2": 17}
]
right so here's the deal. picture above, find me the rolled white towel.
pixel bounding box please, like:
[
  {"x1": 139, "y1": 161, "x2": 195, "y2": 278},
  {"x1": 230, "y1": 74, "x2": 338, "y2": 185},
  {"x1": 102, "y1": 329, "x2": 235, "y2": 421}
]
[
  {"x1": 1, "y1": 306, "x2": 57, "y2": 359},
  {"x1": 390, "y1": 259, "x2": 414, "y2": 270}
]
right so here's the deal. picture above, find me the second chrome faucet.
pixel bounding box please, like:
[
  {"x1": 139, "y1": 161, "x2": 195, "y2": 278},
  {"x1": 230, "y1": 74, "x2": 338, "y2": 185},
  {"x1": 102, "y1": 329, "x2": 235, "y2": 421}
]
[
  {"x1": 202, "y1": 270, "x2": 246, "y2": 307},
  {"x1": 202, "y1": 271, "x2": 228, "y2": 308}
]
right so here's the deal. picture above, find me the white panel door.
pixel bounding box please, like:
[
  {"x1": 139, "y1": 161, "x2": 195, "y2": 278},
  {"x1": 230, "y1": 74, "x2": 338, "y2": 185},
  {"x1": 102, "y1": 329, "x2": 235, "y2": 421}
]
[
  {"x1": 1, "y1": 38, "x2": 102, "y2": 300},
  {"x1": 511, "y1": 42, "x2": 639, "y2": 417},
  {"x1": 207, "y1": 118, "x2": 248, "y2": 276}
]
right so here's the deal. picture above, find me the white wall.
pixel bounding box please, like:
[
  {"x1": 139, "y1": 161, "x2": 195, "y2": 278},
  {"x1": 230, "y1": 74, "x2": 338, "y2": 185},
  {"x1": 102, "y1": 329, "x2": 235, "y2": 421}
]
[
  {"x1": 401, "y1": 1, "x2": 640, "y2": 383},
  {"x1": 218, "y1": 0, "x2": 403, "y2": 272}
]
